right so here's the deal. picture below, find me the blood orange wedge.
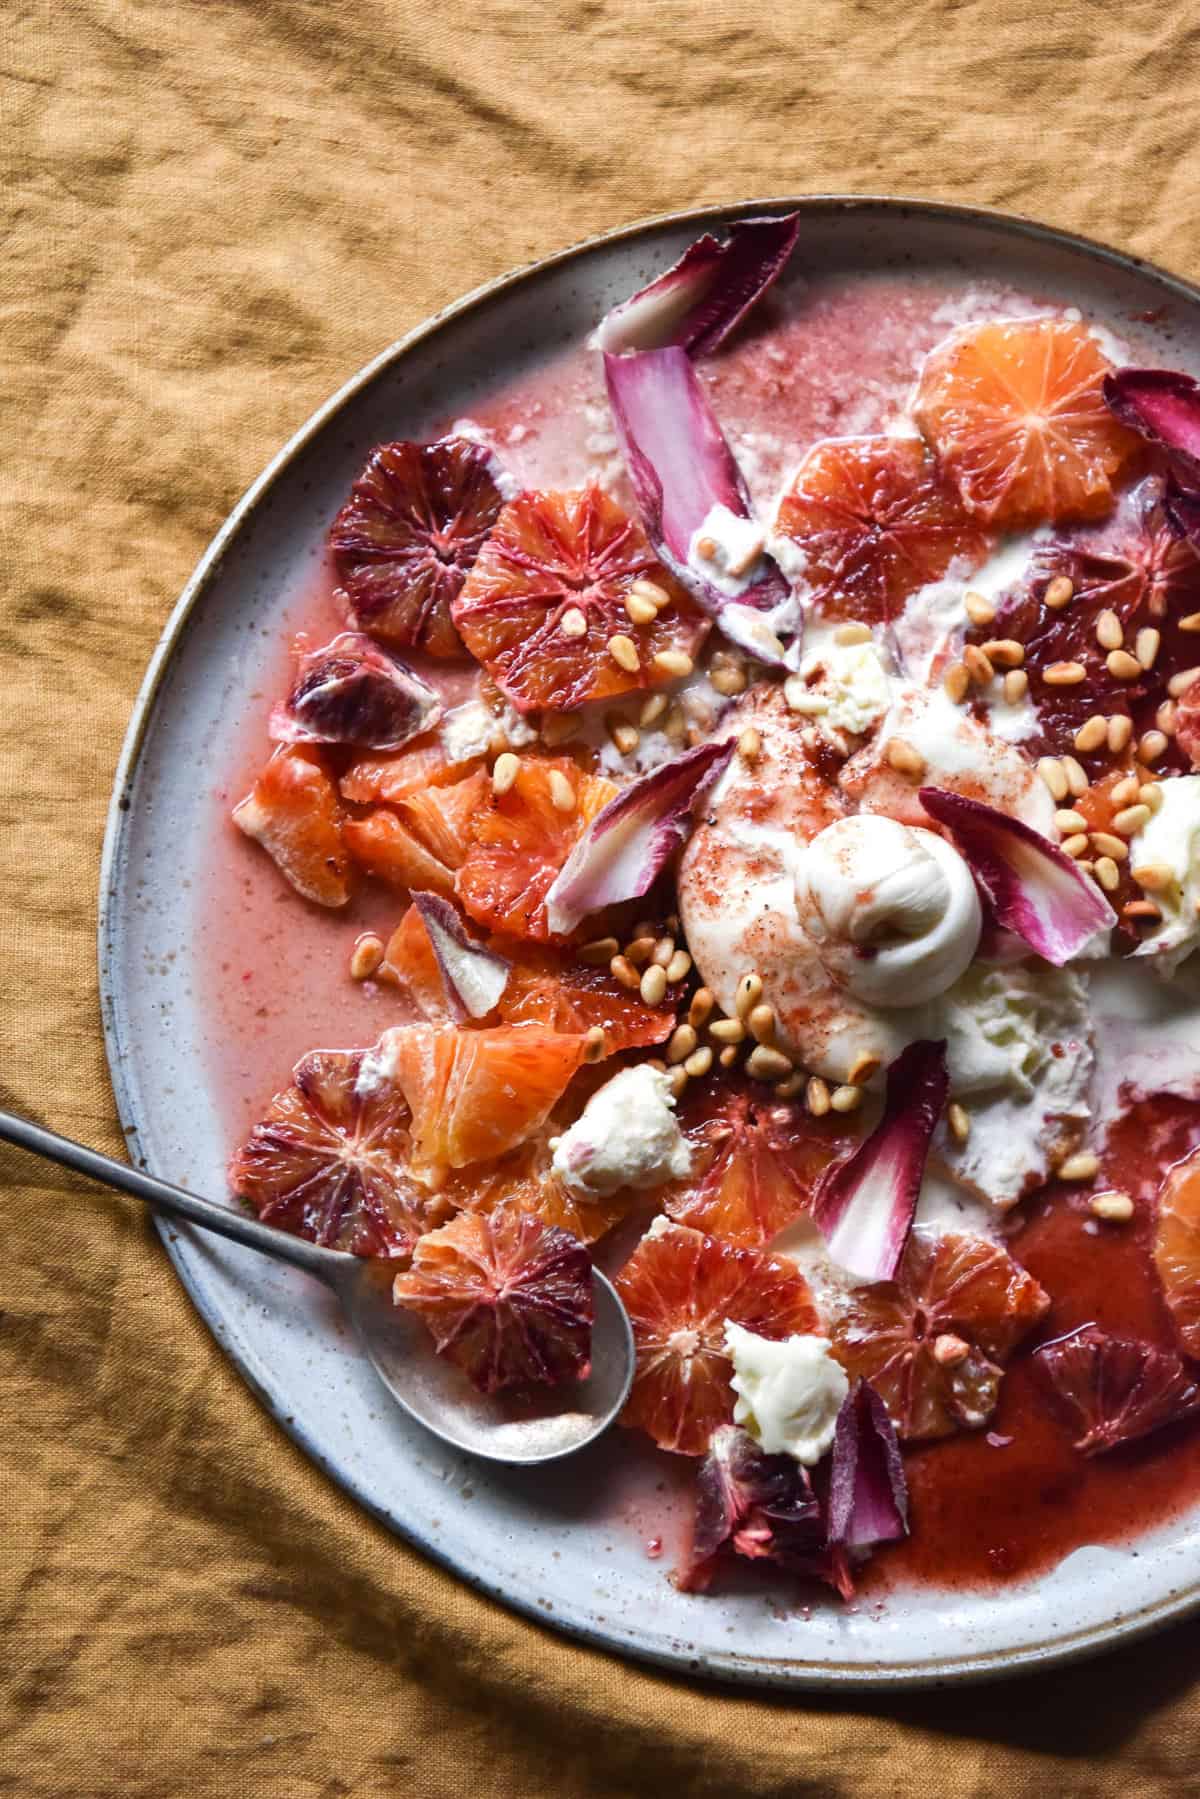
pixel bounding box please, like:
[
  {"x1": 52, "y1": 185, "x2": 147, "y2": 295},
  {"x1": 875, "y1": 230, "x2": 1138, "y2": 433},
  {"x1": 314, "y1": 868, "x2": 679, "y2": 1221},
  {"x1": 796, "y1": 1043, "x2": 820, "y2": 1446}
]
[
  {"x1": 497, "y1": 945, "x2": 675, "y2": 1053},
  {"x1": 912, "y1": 317, "x2": 1140, "y2": 527},
  {"x1": 230, "y1": 1048, "x2": 436, "y2": 1258},
  {"x1": 830, "y1": 1227, "x2": 1049, "y2": 1441},
  {"x1": 340, "y1": 738, "x2": 471, "y2": 806},
  {"x1": 616, "y1": 1220, "x2": 818, "y2": 1455},
  {"x1": 392, "y1": 1201, "x2": 593, "y2": 1394},
  {"x1": 393, "y1": 767, "x2": 489, "y2": 872},
  {"x1": 772, "y1": 435, "x2": 991, "y2": 624},
  {"x1": 379, "y1": 1022, "x2": 586, "y2": 1180},
  {"x1": 343, "y1": 808, "x2": 455, "y2": 898},
  {"x1": 1154, "y1": 1147, "x2": 1200, "y2": 1357},
  {"x1": 664, "y1": 1081, "x2": 853, "y2": 1248},
  {"x1": 456, "y1": 755, "x2": 618, "y2": 942},
  {"x1": 1034, "y1": 1324, "x2": 1200, "y2": 1455},
  {"x1": 442, "y1": 1137, "x2": 631, "y2": 1247},
  {"x1": 329, "y1": 436, "x2": 508, "y2": 657},
  {"x1": 451, "y1": 485, "x2": 706, "y2": 713},
  {"x1": 232, "y1": 745, "x2": 353, "y2": 908},
  {"x1": 383, "y1": 903, "x2": 447, "y2": 1018}
]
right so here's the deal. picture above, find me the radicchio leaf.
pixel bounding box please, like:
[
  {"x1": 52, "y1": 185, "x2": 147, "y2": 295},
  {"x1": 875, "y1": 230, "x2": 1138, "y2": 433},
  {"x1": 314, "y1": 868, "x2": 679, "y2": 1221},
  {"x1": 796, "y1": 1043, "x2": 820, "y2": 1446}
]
[
  {"x1": 1104, "y1": 368, "x2": 1200, "y2": 489},
  {"x1": 411, "y1": 891, "x2": 510, "y2": 1019},
  {"x1": 919, "y1": 787, "x2": 1116, "y2": 965},
  {"x1": 1164, "y1": 471, "x2": 1200, "y2": 545},
  {"x1": 268, "y1": 631, "x2": 441, "y2": 751},
  {"x1": 678, "y1": 1424, "x2": 827, "y2": 1594},
  {"x1": 593, "y1": 213, "x2": 800, "y2": 358},
  {"x1": 828, "y1": 1381, "x2": 909, "y2": 1551},
  {"x1": 812, "y1": 1041, "x2": 948, "y2": 1282},
  {"x1": 603, "y1": 346, "x2": 796, "y2": 662},
  {"x1": 1034, "y1": 1323, "x2": 1200, "y2": 1456},
  {"x1": 544, "y1": 738, "x2": 734, "y2": 935}
]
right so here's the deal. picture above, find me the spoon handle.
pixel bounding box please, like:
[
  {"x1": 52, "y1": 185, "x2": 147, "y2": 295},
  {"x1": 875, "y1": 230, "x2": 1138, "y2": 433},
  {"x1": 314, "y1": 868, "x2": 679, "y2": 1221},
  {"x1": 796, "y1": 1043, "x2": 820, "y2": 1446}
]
[{"x1": 0, "y1": 1107, "x2": 340, "y2": 1280}]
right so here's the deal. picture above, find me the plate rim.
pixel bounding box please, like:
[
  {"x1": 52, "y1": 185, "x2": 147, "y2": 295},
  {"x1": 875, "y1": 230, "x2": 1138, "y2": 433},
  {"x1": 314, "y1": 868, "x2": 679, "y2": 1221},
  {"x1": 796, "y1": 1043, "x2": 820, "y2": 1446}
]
[{"x1": 97, "y1": 193, "x2": 1200, "y2": 1689}]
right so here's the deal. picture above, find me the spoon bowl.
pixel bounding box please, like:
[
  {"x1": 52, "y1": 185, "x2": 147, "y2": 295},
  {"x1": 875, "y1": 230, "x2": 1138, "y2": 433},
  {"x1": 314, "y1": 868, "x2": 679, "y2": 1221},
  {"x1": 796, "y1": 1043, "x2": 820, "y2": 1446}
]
[{"x1": 0, "y1": 1108, "x2": 635, "y2": 1466}]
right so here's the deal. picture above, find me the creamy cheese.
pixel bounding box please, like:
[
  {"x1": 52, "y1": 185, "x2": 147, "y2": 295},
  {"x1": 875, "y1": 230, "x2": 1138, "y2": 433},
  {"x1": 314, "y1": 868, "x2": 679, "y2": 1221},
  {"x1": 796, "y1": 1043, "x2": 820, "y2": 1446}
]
[
  {"x1": 687, "y1": 503, "x2": 767, "y2": 598},
  {"x1": 1129, "y1": 775, "x2": 1200, "y2": 975},
  {"x1": 783, "y1": 638, "x2": 892, "y2": 737},
  {"x1": 724, "y1": 1323, "x2": 848, "y2": 1465},
  {"x1": 550, "y1": 1065, "x2": 692, "y2": 1196},
  {"x1": 440, "y1": 698, "x2": 536, "y2": 765}
]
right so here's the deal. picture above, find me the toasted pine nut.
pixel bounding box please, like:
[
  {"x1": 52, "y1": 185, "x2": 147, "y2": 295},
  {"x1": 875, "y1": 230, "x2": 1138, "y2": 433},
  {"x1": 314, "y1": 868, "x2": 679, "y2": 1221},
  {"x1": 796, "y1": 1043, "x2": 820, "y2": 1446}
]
[
  {"x1": 1074, "y1": 715, "x2": 1108, "y2": 754},
  {"x1": 653, "y1": 648, "x2": 693, "y2": 679},
  {"x1": 747, "y1": 1002, "x2": 776, "y2": 1044},
  {"x1": 1055, "y1": 808, "x2": 1088, "y2": 834},
  {"x1": 610, "y1": 954, "x2": 640, "y2": 990},
  {"x1": 1090, "y1": 831, "x2": 1129, "y2": 861},
  {"x1": 944, "y1": 662, "x2": 970, "y2": 704},
  {"x1": 709, "y1": 1017, "x2": 746, "y2": 1044},
  {"x1": 608, "y1": 633, "x2": 639, "y2": 673},
  {"x1": 631, "y1": 577, "x2": 670, "y2": 610},
  {"x1": 1111, "y1": 775, "x2": 1141, "y2": 808},
  {"x1": 667, "y1": 1065, "x2": 689, "y2": 1099},
  {"x1": 775, "y1": 1072, "x2": 806, "y2": 1099},
  {"x1": 1157, "y1": 699, "x2": 1180, "y2": 736},
  {"x1": 1136, "y1": 626, "x2": 1161, "y2": 669},
  {"x1": 1169, "y1": 665, "x2": 1200, "y2": 697},
  {"x1": 548, "y1": 770, "x2": 576, "y2": 812},
  {"x1": 982, "y1": 638, "x2": 1025, "y2": 669},
  {"x1": 1044, "y1": 575, "x2": 1075, "y2": 609},
  {"x1": 1061, "y1": 756, "x2": 1088, "y2": 797},
  {"x1": 1090, "y1": 1190, "x2": 1134, "y2": 1223},
  {"x1": 694, "y1": 535, "x2": 717, "y2": 561},
  {"x1": 684, "y1": 1045, "x2": 713, "y2": 1078},
  {"x1": 583, "y1": 1025, "x2": 607, "y2": 1063},
  {"x1": 830, "y1": 1084, "x2": 863, "y2": 1114},
  {"x1": 1038, "y1": 757, "x2": 1069, "y2": 801},
  {"x1": 663, "y1": 703, "x2": 688, "y2": 745},
  {"x1": 1124, "y1": 898, "x2": 1163, "y2": 923},
  {"x1": 647, "y1": 935, "x2": 672, "y2": 968},
  {"x1": 1057, "y1": 1151, "x2": 1100, "y2": 1182},
  {"x1": 560, "y1": 606, "x2": 588, "y2": 639},
  {"x1": 1044, "y1": 661, "x2": 1086, "y2": 686},
  {"x1": 1061, "y1": 834, "x2": 1090, "y2": 858},
  {"x1": 964, "y1": 591, "x2": 996, "y2": 626},
  {"x1": 1004, "y1": 669, "x2": 1029, "y2": 704},
  {"x1": 948, "y1": 1102, "x2": 970, "y2": 1144},
  {"x1": 735, "y1": 972, "x2": 763, "y2": 1018},
  {"x1": 847, "y1": 1052, "x2": 881, "y2": 1086},
  {"x1": 747, "y1": 1044, "x2": 793, "y2": 1082},
  {"x1": 639, "y1": 964, "x2": 668, "y2": 1006},
  {"x1": 963, "y1": 643, "x2": 995, "y2": 684},
  {"x1": 1132, "y1": 862, "x2": 1174, "y2": 893},
  {"x1": 665, "y1": 949, "x2": 692, "y2": 984},
  {"x1": 1094, "y1": 856, "x2": 1120, "y2": 892},
  {"x1": 933, "y1": 1333, "x2": 971, "y2": 1367},
  {"x1": 1180, "y1": 611, "x2": 1200, "y2": 634},
  {"x1": 606, "y1": 715, "x2": 640, "y2": 755},
  {"x1": 639, "y1": 692, "x2": 668, "y2": 728},
  {"x1": 1113, "y1": 803, "x2": 1151, "y2": 836},
  {"x1": 738, "y1": 727, "x2": 761, "y2": 763},
  {"x1": 1096, "y1": 609, "x2": 1123, "y2": 650},
  {"x1": 688, "y1": 987, "x2": 715, "y2": 1028},
  {"x1": 667, "y1": 1023, "x2": 698, "y2": 1064},
  {"x1": 1138, "y1": 730, "x2": 1169, "y2": 764},
  {"x1": 492, "y1": 751, "x2": 520, "y2": 795},
  {"x1": 718, "y1": 1044, "x2": 740, "y2": 1069},
  {"x1": 625, "y1": 592, "x2": 658, "y2": 626},
  {"x1": 580, "y1": 936, "x2": 619, "y2": 964},
  {"x1": 886, "y1": 736, "x2": 926, "y2": 778},
  {"x1": 1107, "y1": 714, "x2": 1133, "y2": 753},
  {"x1": 349, "y1": 934, "x2": 384, "y2": 981},
  {"x1": 806, "y1": 1075, "x2": 832, "y2": 1117},
  {"x1": 1107, "y1": 649, "x2": 1142, "y2": 681},
  {"x1": 710, "y1": 665, "x2": 747, "y2": 697},
  {"x1": 1142, "y1": 781, "x2": 1164, "y2": 813}
]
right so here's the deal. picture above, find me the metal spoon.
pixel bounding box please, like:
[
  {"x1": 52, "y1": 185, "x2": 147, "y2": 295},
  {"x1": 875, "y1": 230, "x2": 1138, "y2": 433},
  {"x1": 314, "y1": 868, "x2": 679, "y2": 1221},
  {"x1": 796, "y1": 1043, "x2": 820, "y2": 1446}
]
[{"x1": 0, "y1": 1109, "x2": 635, "y2": 1466}]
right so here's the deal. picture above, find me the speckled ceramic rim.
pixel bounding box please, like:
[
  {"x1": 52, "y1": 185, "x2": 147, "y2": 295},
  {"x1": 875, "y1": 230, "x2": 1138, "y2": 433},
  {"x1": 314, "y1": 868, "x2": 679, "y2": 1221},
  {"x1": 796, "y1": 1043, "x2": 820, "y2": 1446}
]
[{"x1": 98, "y1": 196, "x2": 1200, "y2": 1688}]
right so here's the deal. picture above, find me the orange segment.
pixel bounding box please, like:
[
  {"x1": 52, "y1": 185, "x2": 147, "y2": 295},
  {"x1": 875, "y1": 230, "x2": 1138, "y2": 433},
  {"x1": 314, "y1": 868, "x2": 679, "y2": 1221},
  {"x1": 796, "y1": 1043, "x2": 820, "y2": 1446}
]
[
  {"x1": 232, "y1": 745, "x2": 352, "y2": 908},
  {"x1": 382, "y1": 904, "x2": 453, "y2": 1020},
  {"x1": 616, "y1": 1220, "x2": 818, "y2": 1455},
  {"x1": 455, "y1": 755, "x2": 618, "y2": 942},
  {"x1": 442, "y1": 1137, "x2": 631, "y2": 1246},
  {"x1": 340, "y1": 739, "x2": 472, "y2": 806},
  {"x1": 773, "y1": 435, "x2": 991, "y2": 623},
  {"x1": 395, "y1": 767, "x2": 489, "y2": 871},
  {"x1": 497, "y1": 945, "x2": 675, "y2": 1053},
  {"x1": 382, "y1": 1022, "x2": 587, "y2": 1179},
  {"x1": 452, "y1": 486, "x2": 707, "y2": 713},
  {"x1": 913, "y1": 317, "x2": 1140, "y2": 527},
  {"x1": 343, "y1": 809, "x2": 455, "y2": 897},
  {"x1": 1155, "y1": 1149, "x2": 1200, "y2": 1358}
]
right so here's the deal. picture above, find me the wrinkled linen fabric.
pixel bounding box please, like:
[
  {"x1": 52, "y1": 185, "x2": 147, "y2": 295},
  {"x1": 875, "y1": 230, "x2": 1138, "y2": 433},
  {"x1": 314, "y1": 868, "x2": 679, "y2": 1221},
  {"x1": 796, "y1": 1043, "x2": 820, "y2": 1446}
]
[{"x1": 3, "y1": 2, "x2": 1200, "y2": 1793}]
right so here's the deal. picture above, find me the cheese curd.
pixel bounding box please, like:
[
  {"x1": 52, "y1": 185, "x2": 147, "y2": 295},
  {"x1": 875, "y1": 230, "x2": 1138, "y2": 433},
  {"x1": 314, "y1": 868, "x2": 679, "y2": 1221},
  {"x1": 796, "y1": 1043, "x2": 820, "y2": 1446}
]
[
  {"x1": 784, "y1": 636, "x2": 892, "y2": 737},
  {"x1": 551, "y1": 1064, "x2": 692, "y2": 1197},
  {"x1": 440, "y1": 697, "x2": 536, "y2": 765},
  {"x1": 724, "y1": 1324, "x2": 848, "y2": 1465},
  {"x1": 1129, "y1": 775, "x2": 1200, "y2": 975}
]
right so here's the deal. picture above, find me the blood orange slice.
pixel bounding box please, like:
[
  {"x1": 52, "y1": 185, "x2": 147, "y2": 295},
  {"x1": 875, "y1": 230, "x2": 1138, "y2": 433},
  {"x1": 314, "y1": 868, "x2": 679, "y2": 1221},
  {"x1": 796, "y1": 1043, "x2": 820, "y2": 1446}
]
[
  {"x1": 393, "y1": 768, "x2": 489, "y2": 872},
  {"x1": 452, "y1": 485, "x2": 706, "y2": 713},
  {"x1": 340, "y1": 738, "x2": 470, "y2": 806},
  {"x1": 616, "y1": 1220, "x2": 818, "y2": 1455},
  {"x1": 443, "y1": 1137, "x2": 631, "y2": 1247},
  {"x1": 664, "y1": 1082, "x2": 853, "y2": 1248},
  {"x1": 1034, "y1": 1324, "x2": 1200, "y2": 1455},
  {"x1": 497, "y1": 946, "x2": 675, "y2": 1053},
  {"x1": 329, "y1": 437, "x2": 508, "y2": 657},
  {"x1": 232, "y1": 745, "x2": 353, "y2": 908},
  {"x1": 392, "y1": 1202, "x2": 593, "y2": 1393},
  {"x1": 831, "y1": 1227, "x2": 1049, "y2": 1441},
  {"x1": 382, "y1": 904, "x2": 452, "y2": 1020},
  {"x1": 772, "y1": 436, "x2": 991, "y2": 624},
  {"x1": 456, "y1": 755, "x2": 618, "y2": 942},
  {"x1": 230, "y1": 1048, "x2": 435, "y2": 1257},
  {"x1": 1154, "y1": 1147, "x2": 1200, "y2": 1357},
  {"x1": 343, "y1": 809, "x2": 455, "y2": 898},
  {"x1": 380, "y1": 1022, "x2": 587, "y2": 1179},
  {"x1": 913, "y1": 317, "x2": 1140, "y2": 527}
]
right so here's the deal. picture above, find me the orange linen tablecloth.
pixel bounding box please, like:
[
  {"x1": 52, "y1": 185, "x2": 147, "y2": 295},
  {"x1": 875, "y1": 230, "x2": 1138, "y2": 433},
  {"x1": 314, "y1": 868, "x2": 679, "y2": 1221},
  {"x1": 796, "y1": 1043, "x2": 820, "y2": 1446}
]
[{"x1": 4, "y1": 3, "x2": 1200, "y2": 1792}]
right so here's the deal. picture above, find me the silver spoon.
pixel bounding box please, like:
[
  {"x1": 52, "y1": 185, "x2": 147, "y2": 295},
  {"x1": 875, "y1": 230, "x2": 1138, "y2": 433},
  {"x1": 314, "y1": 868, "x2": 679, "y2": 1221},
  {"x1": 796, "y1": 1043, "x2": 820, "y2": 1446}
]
[{"x1": 0, "y1": 1109, "x2": 635, "y2": 1466}]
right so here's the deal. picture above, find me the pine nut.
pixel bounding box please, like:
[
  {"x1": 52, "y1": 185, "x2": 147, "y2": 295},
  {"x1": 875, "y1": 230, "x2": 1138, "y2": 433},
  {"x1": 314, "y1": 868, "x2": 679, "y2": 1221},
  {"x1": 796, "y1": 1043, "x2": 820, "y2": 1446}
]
[
  {"x1": 1138, "y1": 730, "x2": 1169, "y2": 764},
  {"x1": 580, "y1": 936, "x2": 619, "y2": 964},
  {"x1": 747, "y1": 1044, "x2": 792, "y2": 1082},
  {"x1": 1074, "y1": 715, "x2": 1108, "y2": 754},
  {"x1": 747, "y1": 1002, "x2": 776, "y2": 1044},
  {"x1": 639, "y1": 692, "x2": 668, "y2": 728},
  {"x1": 625, "y1": 939, "x2": 655, "y2": 970},
  {"x1": 667, "y1": 1024, "x2": 698, "y2": 1064},
  {"x1": 1055, "y1": 808, "x2": 1088, "y2": 834},
  {"x1": 694, "y1": 534, "x2": 717, "y2": 561},
  {"x1": 548, "y1": 770, "x2": 576, "y2": 812},
  {"x1": 933, "y1": 1333, "x2": 971, "y2": 1367},
  {"x1": 709, "y1": 1017, "x2": 746, "y2": 1044},
  {"x1": 646, "y1": 935, "x2": 671, "y2": 967},
  {"x1": 830, "y1": 1084, "x2": 863, "y2": 1114},
  {"x1": 349, "y1": 934, "x2": 384, "y2": 981},
  {"x1": 684, "y1": 1046, "x2": 713, "y2": 1078},
  {"x1": 608, "y1": 633, "x2": 640, "y2": 673},
  {"x1": 631, "y1": 578, "x2": 670, "y2": 610},
  {"x1": 639, "y1": 963, "x2": 668, "y2": 1005},
  {"x1": 735, "y1": 972, "x2": 763, "y2": 1018},
  {"x1": 1094, "y1": 856, "x2": 1120, "y2": 892},
  {"x1": 625, "y1": 592, "x2": 658, "y2": 626},
  {"x1": 1057, "y1": 1150, "x2": 1100, "y2": 1182},
  {"x1": 665, "y1": 950, "x2": 692, "y2": 984},
  {"x1": 1090, "y1": 831, "x2": 1129, "y2": 861},
  {"x1": 1038, "y1": 757, "x2": 1069, "y2": 801},
  {"x1": 1113, "y1": 803, "x2": 1151, "y2": 836},
  {"x1": 1180, "y1": 611, "x2": 1200, "y2": 634},
  {"x1": 886, "y1": 736, "x2": 926, "y2": 778},
  {"x1": 847, "y1": 1052, "x2": 881, "y2": 1085},
  {"x1": 1061, "y1": 756, "x2": 1088, "y2": 797},
  {"x1": 1061, "y1": 833, "x2": 1090, "y2": 858},
  {"x1": 715, "y1": 1044, "x2": 737, "y2": 1069},
  {"x1": 806, "y1": 1076, "x2": 832, "y2": 1117},
  {"x1": 964, "y1": 591, "x2": 996, "y2": 626},
  {"x1": 1044, "y1": 575, "x2": 1075, "y2": 609},
  {"x1": 688, "y1": 987, "x2": 715, "y2": 1028},
  {"x1": 606, "y1": 715, "x2": 640, "y2": 755},
  {"x1": 583, "y1": 1025, "x2": 607, "y2": 1063},
  {"x1": 948, "y1": 1102, "x2": 970, "y2": 1144},
  {"x1": 983, "y1": 638, "x2": 1025, "y2": 668},
  {"x1": 775, "y1": 1072, "x2": 806, "y2": 1100},
  {"x1": 610, "y1": 954, "x2": 640, "y2": 990},
  {"x1": 1169, "y1": 666, "x2": 1200, "y2": 698},
  {"x1": 560, "y1": 606, "x2": 588, "y2": 638},
  {"x1": 710, "y1": 665, "x2": 747, "y2": 697},
  {"x1": 653, "y1": 648, "x2": 693, "y2": 679},
  {"x1": 1142, "y1": 782, "x2": 1164, "y2": 813},
  {"x1": 1107, "y1": 714, "x2": 1133, "y2": 753},
  {"x1": 1132, "y1": 862, "x2": 1174, "y2": 892},
  {"x1": 1124, "y1": 898, "x2": 1163, "y2": 923},
  {"x1": 1090, "y1": 1190, "x2": 1134, "y2": 1223},
  {"x1": 492, "y1": 752, "x2": 520, "y2": 795},
  {"x1": 1111, "y1": 775, "x2": 1141, "y2": 807},
  {"x1": 667, "y1": 1066, "x2": 689, "y2": 1099},
  {"x1": 944, "y1": 662, "x2": 971, "y2": 704},
  {"x1": 1096, "y1": 609, "x2": 1123, "y2": 650},
  {"x1": 1004, "y1": 669, "x2": 1029, "y2": 704},
  {"x1": 1043, "y1": 661, "x2": 1086, "y2": 686},
  {"x1": 963, "y1": 644, "x2": 994, "y2": 684},
  {"x1": 1157, "y1": 699, "x2": 1180, "y2": 736},
  {"x1": 835, "y1": 622, "x2": 872, "y2": 645},
  {"x1": 1107, "y1": 649, "x2": 1142, "y2": 681},
  {"x1": 737, "y1": 727, "x2": 761, "y2": 763},
  {"x1": 1136, "y1": 627, "x2": 1161, "y2": 669},
  {"x1": 663, "y1": 703, "x2": 688, "y2": 745}
]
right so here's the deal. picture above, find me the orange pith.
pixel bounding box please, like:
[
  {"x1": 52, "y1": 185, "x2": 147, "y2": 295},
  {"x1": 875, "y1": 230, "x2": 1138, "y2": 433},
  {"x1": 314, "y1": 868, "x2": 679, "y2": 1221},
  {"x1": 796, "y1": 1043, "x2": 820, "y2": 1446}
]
[
  {"x1": 232, "y1": 745, "x2": 353, "y2": 908},
  {"x1": 912, "y1": 317, "x2": 1140, "y2": 527},
  {"x1": 452, "y1": 485, "x2": 707, "y2": 713}
]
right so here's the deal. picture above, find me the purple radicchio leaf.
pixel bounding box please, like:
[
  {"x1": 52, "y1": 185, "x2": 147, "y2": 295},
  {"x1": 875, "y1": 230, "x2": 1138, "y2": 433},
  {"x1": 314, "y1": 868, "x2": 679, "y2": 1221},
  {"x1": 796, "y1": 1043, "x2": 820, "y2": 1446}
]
[
  {"x1": 812, "y1": 1040, "x2": 949, "y2": 1282},
  {"x1": 1104, "y1": 367, "x2": 1200, "y2": 491},
  {"x1": 1033, "y1": 1323, "x2": 1200, "y2": 1457},
  {"x1": 411, "y1": 891, "x2": 510, "y2": 1020},
  {"x1": 544, "y1": 738, "x2": 734, "y2": 935},
  {"x1": 678, "y1": 1424, "x2": 828, "y2": 1594},
  {"x1": 592, "y1": 213, "x2": 800, "y2": 358},
  {"x1": 919, "y1": 787, "x2": 1116, "y2": 966},
  {"x1": 828, "y1": 1380, "x2": 909, "y2": 1551},
  {"x1": 603, "y1": 346, "x2": 796, "y2": 663},
  {"x1": 1164, "y1": 470, "x2": 1200, "y2": 546},
  {"x1": 268, "y1": 631, "x2": 442, "y2": 751}
]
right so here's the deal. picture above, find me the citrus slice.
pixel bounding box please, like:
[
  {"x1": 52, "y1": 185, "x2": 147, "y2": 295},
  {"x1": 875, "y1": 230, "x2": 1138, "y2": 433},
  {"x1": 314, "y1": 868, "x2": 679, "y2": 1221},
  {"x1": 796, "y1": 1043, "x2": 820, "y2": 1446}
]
[
  {"x1": 830, "y1": 1227, "x2": 1049, "y2": 1440},
  {"x1": 342, "y1": 809, "x2": 455, "y2": 898},
  {"x1": 1034, "y1": 1324, "x2": 1200, "y2": 1455},
  {"x1": 340, "y1": 738, "x2": 471, "y2": 806},
  {"x1": 329, "y1": 436, "x2": 508, "y2": 657},
  {"x1": 772, "y1": 435, "x2": 991, "y2": 623},
  {"x1": 1154, "y1": 1147, "x2": 1200, "y2": 1357},
  {"x1": 391, "y1": 1201, "x2": 593, "y2": 1393},
  {"x1": 393, "y1": 768, "x2": 489, "y2": 872},
  {"x1": 382, "y1": 904, "x2": 448, "y2": 1018},
  {"x1": 497, "y1": 945, "x2": 675, "y2": 1053},
  {"x1": 451, "y1": 485, "x2": 706, "y2": 713},
  {"x1": 664, "y1": 1081, "x2": 852, "y2": 1248},
  {"x1": 380, "y1": 1022, "x2": 587, "y2": 1179},
  {"x1": 232, "y1": 745, "x2": 353, "y2": 908},
  {"x1": 230, "y1": 1048, "x2": 435, "y2": 1257},
  {"x1": 616, "y1": 1220, "x2": 818, "y2": 1455},
  {"x1": 912, "y1": 317, "x2": 1140, "y2": 527},
  {"x1": 455, "y1": 755, "x2": 618, "y2": 942},
  {"x1": 443, "y1": 1137, "x2": 630, "y2": 1246}
]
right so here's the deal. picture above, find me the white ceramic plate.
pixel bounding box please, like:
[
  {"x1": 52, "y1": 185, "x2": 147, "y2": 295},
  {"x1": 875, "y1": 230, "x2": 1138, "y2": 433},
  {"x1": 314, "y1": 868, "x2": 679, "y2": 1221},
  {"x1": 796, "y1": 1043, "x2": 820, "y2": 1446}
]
[{"x1": 99, "y1": 198, "x2": 1200, "y2": 1686}]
